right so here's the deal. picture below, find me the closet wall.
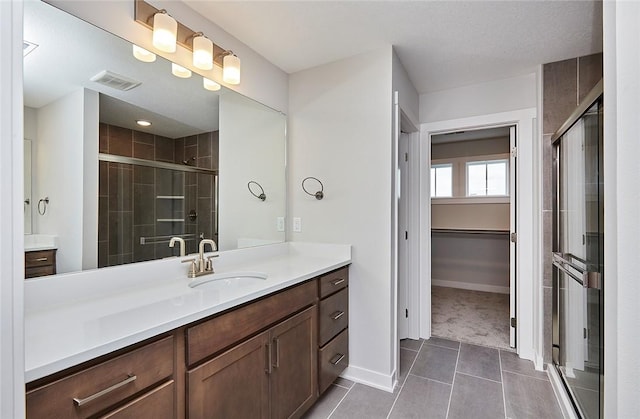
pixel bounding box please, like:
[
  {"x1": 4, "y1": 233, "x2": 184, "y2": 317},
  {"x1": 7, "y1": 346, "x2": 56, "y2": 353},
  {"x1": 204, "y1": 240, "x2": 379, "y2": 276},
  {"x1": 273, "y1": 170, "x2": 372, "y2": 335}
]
[{"x1": 431, "y1": 136, "x2": 511, "y2": 293}]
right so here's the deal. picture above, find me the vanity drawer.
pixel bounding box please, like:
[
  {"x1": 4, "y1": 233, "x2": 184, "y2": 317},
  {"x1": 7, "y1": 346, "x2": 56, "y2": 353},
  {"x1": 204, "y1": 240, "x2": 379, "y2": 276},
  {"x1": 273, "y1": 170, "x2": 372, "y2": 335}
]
[
  {"x1": 26, "y1": 336, "x2": 174, "y2": 419},
  {"x1": 25, "y1": 265, "x2": 56, "y2": 278},
  {"x1": 319, "y1": 287, "x2": 348, "y2": 346},
  {"x1": 318, "y1": 329, "x2": 349, "y2": 394},
  {"x1": 319, "y1": 267, "x2": 349, "y2": 299},
  {"x1": 187, "y1": 279, "x2": 317, "y2": 366},
  {"x1": 100, "y1": 380, "x2": 175, "y2": 419},
  {"x1": 25, "y1": 249, "x2": 56, "y2": 267}
]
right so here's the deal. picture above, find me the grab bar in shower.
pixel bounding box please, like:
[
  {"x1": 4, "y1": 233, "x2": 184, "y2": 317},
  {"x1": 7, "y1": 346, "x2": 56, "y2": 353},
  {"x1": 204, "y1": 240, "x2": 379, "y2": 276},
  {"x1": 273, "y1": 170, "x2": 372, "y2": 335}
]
[
  {"x1": 552, "y1": 252, "x2": 601, "y2": 290},
  {"x1": 140, "y1": 234, "x2": 196, "y2": 245}
]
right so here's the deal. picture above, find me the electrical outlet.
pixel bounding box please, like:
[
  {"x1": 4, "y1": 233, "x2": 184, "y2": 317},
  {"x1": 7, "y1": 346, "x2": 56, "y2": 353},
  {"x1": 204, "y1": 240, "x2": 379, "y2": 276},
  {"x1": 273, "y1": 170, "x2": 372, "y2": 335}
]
[
  {"x1": 293, "y1": 217, "x2": 302, "y2": 232},
  {"x1": 277, "y1": 217, "x2": 285, "y2": 232}
]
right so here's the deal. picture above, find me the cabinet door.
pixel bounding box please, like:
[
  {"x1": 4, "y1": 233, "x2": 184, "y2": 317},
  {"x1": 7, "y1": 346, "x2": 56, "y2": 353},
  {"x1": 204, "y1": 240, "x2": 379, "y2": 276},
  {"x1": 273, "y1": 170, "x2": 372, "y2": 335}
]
[
  {"x1": 269, "y1": 306, "x2": 317, "y2": 419},
  {"x1": 187, "y1": 331, "x2": 270, "y2": 419}
]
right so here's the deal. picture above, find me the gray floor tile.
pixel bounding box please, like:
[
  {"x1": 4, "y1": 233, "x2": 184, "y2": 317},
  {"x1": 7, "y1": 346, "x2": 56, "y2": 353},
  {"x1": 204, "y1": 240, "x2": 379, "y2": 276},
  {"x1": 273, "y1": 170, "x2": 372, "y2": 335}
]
[
  {"x1": 302, "y1": 384, "x2": 348, "y2": 419},
  {"x1": 448, "y1": 373, "x2": 505, "y2": 419},
  {"x1": 411, "y1": 344, "x2": 459, "y2": 384},
  {"x1": 399, "y1": 348, "x2": 418, "y2": 386},
  {"x1": 425, "y1": 336, "x2": 460, "y2": 350},
  {"x1": 457, "y1": 343, "x2": 501, "y2": 382},
  {"x1": 329, "y1": 383, "x2": 397, "y2": 419},
  {"x1": 400, "y1": 338, "x2": 423, "y2": 351},
  {"x1": 333, "y1": 377, "x2": 355, "y2": 389},
  {"x1": 503, "y1": 371, "x2": 563, "y2": 419},
  {"x1": 389, "y1": 375, "x2": 450, "y2": 419},
  {"x1": 500, "y1": 350, "x2": 548, "y2": 380}
]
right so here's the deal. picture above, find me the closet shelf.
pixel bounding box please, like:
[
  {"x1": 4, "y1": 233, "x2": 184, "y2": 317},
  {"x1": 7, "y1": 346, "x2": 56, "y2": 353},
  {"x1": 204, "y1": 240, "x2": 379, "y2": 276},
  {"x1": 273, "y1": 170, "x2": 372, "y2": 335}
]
[{"x1": 431, "y1": 228, "x2": 509, "y2": 235}]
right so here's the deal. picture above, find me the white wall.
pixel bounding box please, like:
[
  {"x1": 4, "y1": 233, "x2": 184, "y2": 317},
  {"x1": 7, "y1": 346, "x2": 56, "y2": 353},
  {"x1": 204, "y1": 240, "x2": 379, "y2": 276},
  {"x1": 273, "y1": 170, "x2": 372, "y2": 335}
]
[
  {"x1": 392, "y1": 50, "x2": 420, "y2": 128},
  {"x1": 432, "y1": 204, "x2": 509, "y2": 230},
  {"x1": 218, "y1": 92, "x2": 286, "y2": 250},
  {"x1": 288, "y1": 47, "x2": 396, "y2": 390},
  {"x1": 603, "y1": 1, "x2": 640, "y2": 416},
  {"x1": 0, "y1": 0, "x2": 25, "y2": 416},
  {"x1": 34, "y1": 89, "x2": 98, "y2": 273},
  {"x1": 47, "y1": 0, "x2": 288, "y2": 114},
  {"x1": 420, "y1": 73, "x2": 537, "y2": 123}
]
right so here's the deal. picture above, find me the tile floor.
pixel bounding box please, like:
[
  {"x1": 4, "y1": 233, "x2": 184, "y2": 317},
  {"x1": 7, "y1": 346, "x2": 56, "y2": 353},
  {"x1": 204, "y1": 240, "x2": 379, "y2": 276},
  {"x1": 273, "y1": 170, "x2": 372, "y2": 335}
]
[{"x1": 303, "y1": 337, "x2": 564, "y2": 419}]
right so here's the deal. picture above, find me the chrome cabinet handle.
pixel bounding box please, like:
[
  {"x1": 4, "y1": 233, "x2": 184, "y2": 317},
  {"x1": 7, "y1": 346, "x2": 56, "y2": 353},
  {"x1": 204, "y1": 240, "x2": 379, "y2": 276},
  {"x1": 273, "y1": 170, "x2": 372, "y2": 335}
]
[
  {"x1": 331, "y1": 279, "x2": 345, "y2": 286},
  {"x1": 331, "y1": 311, "x2": 345, "y2": 320},
  {"x1": 330, "y1": 353, "x2": 345, "y2": 365},
  {"x1": 73, "y1": 374, "x2": 137, "y2": 407},
  {"x1": 265, "y1": 344, "x2": 272, "y2": 374},
  {"x1": 34, "y1": 257, "x2": 48, "y2": 262},
  {"x1": 273, "y1": 338, "x2": 280, "y2": 368}
]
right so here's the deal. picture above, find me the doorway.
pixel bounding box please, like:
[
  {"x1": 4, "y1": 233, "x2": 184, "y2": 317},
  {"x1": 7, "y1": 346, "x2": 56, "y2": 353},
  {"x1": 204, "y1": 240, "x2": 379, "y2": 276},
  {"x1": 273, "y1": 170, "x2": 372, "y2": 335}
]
[{"x1": 429, "y1": 126, "x2": 516, "y2": 350}]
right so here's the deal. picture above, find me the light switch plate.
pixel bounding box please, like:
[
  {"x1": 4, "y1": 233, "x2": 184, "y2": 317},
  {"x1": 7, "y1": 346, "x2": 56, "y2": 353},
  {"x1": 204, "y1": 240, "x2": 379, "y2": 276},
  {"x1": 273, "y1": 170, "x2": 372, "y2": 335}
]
[
  {"x1": 277, "y1": 217, "x2": 285, "y2": 232},
  {"x1": 293, "y1": 217, "x2": 302, "y2": 232}
]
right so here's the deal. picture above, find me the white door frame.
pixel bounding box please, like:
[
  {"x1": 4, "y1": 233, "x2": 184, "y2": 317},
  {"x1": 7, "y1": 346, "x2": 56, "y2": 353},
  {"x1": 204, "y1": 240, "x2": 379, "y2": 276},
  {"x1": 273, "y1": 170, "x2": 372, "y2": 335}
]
[{"x1": 418, "y1": 108, "x2": 541, "y2": 364}]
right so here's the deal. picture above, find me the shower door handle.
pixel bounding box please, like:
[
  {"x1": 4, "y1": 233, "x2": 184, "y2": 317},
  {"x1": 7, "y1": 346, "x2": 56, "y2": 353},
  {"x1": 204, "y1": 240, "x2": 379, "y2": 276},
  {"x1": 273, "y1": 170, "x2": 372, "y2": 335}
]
[{"x1": 552, "y1": 252, "x2": 601, "y2": 290}]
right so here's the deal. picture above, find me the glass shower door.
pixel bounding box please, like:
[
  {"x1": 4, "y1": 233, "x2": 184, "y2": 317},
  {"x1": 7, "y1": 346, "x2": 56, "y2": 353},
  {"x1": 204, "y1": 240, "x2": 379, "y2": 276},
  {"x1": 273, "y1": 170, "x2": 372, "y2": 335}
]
[{"x1": 552, "y1": 98, "x2": 603, "y2": 419}]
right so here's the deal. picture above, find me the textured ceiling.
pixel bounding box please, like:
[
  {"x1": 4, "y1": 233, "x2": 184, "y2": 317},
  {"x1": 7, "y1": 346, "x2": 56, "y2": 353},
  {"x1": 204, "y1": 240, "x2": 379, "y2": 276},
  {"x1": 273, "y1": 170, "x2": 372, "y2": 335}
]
[{"x1": 183, "y1": 0, "x2": 602, "y2": 94}]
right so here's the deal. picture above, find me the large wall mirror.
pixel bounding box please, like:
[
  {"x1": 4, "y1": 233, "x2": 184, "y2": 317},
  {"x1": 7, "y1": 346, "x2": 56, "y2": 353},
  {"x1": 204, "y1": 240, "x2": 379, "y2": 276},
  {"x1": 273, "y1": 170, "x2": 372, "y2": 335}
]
[{"x1": 23, "y1": 0, "x2": 286, "y2": 276}]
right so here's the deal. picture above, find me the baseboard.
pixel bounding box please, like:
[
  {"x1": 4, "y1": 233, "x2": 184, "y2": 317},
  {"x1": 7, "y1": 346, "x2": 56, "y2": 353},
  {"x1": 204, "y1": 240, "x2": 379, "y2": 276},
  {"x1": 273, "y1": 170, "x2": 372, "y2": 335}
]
[
  {"x1": 432, "y1": 279, "x2": 510, "y2": 294},
  {"x1": 340, "y1": 364, "x2": 395, "y2": 393},
  {"x1": 547, "y1": 363, "x2": 578, "y2": 419}
]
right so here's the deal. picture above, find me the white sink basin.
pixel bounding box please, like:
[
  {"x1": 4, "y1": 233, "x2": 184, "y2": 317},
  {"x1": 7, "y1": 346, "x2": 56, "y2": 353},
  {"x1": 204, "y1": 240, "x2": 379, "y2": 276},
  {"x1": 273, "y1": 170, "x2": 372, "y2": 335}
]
[{"x1": 188, "y1": 271, "x2": 268, "y2": 289}]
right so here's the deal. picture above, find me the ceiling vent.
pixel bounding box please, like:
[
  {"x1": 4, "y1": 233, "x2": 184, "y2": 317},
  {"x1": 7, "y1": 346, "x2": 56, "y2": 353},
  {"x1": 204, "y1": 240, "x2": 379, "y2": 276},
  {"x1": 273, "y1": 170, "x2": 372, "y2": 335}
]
[
  {"x1": 90, "y1": 70, "x2": 141, "y2": 91},
  {"x1": 23, "y1": 40, "x2": 38, "y2": 57}
]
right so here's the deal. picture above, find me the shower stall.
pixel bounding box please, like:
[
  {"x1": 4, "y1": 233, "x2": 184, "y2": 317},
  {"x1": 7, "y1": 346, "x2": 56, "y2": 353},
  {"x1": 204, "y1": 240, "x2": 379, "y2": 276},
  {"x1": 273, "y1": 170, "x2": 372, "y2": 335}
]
[{"x1": 552, "y1": 81, "x2": 603, "y2": 419}]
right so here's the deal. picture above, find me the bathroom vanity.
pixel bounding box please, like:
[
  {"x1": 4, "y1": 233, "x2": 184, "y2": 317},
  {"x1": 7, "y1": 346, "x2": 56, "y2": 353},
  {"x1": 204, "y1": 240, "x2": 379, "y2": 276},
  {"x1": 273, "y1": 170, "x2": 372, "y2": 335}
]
[{"x1": 24, "y1": 242, "x2": 350, "y2": 418}]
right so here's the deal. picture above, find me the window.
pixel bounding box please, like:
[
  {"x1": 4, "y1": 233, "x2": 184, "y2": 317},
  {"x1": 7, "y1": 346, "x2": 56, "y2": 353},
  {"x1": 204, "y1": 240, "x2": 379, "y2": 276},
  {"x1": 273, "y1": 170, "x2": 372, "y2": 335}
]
[
  {"x1": 430, "y1": 164, "x2": 452, "y2": 197},
  {"x1": 466, "y1": 159, "x2": 508, "y2": 196}
]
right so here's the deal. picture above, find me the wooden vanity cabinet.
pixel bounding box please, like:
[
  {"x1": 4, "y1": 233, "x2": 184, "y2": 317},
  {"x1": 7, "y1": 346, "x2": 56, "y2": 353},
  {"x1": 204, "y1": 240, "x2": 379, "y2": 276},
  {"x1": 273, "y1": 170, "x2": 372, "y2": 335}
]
[
  {"x1": 317, "y1": 267, "x2": 349, "y2": 394},
  {"x1": 26, "y1": 336, "x2": 175, "y2": 419},
  {"x1": 186, "y1": 280, "x2": 318, "y2": 419}
]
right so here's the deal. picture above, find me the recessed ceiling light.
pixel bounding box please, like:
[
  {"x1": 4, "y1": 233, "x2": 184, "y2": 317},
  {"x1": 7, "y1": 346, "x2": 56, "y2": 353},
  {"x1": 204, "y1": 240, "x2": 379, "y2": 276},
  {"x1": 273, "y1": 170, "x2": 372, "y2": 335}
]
[{"x1": 136, "y1": 120, "x2": 152, "y2": 127}]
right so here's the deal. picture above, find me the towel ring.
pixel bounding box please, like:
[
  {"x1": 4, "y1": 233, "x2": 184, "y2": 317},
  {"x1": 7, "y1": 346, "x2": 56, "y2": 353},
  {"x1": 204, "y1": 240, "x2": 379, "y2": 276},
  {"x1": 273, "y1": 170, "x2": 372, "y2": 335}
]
[
  {"x1": 247, "y1": 181, "x2": 266, "y2": 201},
  {"x1": 37, "y1": 197, "x2": 49, "y2": 215},
  {"x1": 302, "y1": 177, "x2": 324, "y2": 200}
]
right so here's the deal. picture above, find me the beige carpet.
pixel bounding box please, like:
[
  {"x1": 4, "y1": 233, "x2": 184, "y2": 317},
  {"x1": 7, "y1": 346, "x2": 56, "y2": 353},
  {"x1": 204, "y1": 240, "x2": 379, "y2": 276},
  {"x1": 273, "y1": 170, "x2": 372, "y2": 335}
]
[{"x1": 431, "y1": 286, "x2": 512, "y2": 350}]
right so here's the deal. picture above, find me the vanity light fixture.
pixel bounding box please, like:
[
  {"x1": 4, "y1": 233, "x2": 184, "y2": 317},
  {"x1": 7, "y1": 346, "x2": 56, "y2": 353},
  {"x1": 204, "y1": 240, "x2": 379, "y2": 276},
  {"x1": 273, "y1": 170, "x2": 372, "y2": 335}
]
[
  {"x1": 135, "y1": 1, "x2": 242, "y2": 85},
  {"x1": 171, "y1": 63, "x2": 192, "y2": 78},
  {"x1": 152, "y1": 10, "x2": 177, "y2": 53},
  {"x1": 192, "y1": 33, "x2": 213, "y2": 70},
  {"x1": 136, "y1": 119, "x2": 152, "y2": 127},
  {"x1": 132, "y1": 44, "x2": 156, "y2": 62},
  {"x1": 203, "y1": 78, "x2": 221, "y2": 91},
  {"x1": 222, "y1": 51, "x2": 241, "y2": 85},
  {"x1": 302, "y1": 177, "x2": 325, "y2": 200}
]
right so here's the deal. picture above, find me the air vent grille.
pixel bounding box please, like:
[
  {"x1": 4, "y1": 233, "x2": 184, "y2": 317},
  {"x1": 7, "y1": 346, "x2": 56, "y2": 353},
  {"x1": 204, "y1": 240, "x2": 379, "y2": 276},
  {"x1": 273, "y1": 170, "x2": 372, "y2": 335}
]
[{"x1": 90, "y1": 70, "x2": 141, "y2": 91}]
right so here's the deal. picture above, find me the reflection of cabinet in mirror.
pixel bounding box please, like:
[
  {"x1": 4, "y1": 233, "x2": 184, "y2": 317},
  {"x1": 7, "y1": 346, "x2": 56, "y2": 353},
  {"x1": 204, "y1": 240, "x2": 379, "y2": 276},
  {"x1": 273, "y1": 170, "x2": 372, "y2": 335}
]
[
  {"x1": 97, "y1": 123, "x2": 219, "y2": 268},
  {"x1": 25, "y1": 249, "x2": 57, "y2": 279}
]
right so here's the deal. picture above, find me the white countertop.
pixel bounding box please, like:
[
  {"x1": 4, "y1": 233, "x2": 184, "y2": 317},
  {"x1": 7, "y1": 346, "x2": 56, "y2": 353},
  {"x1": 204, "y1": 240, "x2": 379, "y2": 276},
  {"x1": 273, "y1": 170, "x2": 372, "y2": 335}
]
[
  {"x1": 24, "y1": 242, "x2": 351, "y2": 382},
  {"x1": 24, "y1": 234, "x2": 58, "y2": 251}
]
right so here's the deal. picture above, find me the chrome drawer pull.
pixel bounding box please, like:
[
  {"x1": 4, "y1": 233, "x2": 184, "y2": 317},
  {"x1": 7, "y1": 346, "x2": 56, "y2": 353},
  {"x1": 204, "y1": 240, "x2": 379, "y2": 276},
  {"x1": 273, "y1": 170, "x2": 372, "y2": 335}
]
[
  {"x1": 331, "y1": 279, "x2": 345, "y2": 286},
  {"x1": 73, "y1": 374, "x2": 137, "y2": 407},
  {"x1": 330, "y1": 353, "x2": 345, "y2": 365},
  {"x1": 331, "y1": 311, "x2": 345, "y2": 320},
  {"x1": 34, "y1": 257, "x2": 48, "y2": 262}
]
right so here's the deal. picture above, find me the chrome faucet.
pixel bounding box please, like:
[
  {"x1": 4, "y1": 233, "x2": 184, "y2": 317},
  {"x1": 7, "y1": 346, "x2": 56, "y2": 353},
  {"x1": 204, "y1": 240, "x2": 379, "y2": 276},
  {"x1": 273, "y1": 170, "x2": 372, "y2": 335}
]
[
  {"x1": 169, "y1": 237, "x2": 186, "y2": 256},
  {"x1": 182, "y1": 238, "x2": 218, "y2": 278}
]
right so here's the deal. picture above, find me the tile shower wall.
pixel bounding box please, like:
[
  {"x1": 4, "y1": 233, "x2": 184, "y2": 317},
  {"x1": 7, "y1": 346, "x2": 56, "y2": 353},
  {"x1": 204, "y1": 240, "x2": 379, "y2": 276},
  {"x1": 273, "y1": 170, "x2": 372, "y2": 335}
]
[
  {"x1": 541, "y1": 53, "x2": 602, "y2": 361},
  {"x1": 98, "y1": 123, "x2": 219, "y2": 268}
]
